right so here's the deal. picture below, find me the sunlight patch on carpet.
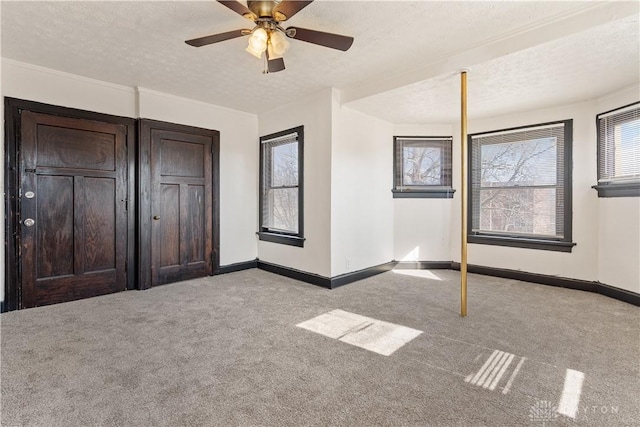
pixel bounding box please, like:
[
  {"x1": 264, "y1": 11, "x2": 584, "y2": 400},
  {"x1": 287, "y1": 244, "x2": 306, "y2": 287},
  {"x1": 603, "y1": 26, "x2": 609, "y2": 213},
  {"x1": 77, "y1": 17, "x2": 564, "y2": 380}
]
[
  {"x1": 296, "y1": 309, "x2": 423, "y2": 356},
  {"x1": 465, "y1": 350, "x2": 525, "y2": 393},
  {"x1": 557, "y1": 369, "x2": 585, "y2": 419},
  {"x1": 392, "y1": 270, "x2": 442, "y2": 281}
]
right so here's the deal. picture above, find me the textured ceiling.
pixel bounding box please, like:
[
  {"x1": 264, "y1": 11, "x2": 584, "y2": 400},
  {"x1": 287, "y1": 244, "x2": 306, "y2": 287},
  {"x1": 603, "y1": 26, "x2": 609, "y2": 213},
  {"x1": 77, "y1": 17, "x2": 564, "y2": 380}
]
[
  {"x1": 1, "y1": 1, "x2": 638, "y2": 122},
  {"x1": 348, "y1": 14, "x2": 640, "y2": 123}
]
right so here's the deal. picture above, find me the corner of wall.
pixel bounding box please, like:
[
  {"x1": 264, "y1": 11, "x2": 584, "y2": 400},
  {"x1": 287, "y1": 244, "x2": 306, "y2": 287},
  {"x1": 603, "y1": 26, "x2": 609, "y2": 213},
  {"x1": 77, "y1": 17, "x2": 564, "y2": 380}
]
[{"x1": 256, "y1": 89, "x2": 333, "y2": 277}]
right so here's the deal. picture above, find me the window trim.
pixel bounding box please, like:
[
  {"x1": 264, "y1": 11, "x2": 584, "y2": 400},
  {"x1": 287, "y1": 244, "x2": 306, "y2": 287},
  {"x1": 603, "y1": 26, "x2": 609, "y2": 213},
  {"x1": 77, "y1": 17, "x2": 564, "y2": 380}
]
[
  {"x1": 593, "y1": 101, "x2": 640, "y2": 198},
  {"x1": 392, "y1": 135, "x2": 455, "y2": 199},
  {"x1": 467, "y1": 119, "x2": 575, "y2": 252},
  {"x1": 258, "y1": 125, "x2": 305, "y2": 247}
]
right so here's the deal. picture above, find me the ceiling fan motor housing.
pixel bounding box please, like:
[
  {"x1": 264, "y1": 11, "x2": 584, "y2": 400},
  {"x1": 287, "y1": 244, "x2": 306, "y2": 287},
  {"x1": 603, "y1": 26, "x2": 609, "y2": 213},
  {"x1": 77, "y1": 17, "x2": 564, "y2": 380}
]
[{"x1": 247, "y1": 1, "x2": 285, "y2": 20}]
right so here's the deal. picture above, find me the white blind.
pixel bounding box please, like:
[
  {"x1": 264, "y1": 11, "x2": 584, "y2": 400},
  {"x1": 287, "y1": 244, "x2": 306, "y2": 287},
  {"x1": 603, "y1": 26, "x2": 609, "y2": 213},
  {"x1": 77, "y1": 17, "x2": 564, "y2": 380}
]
[
  {"x1": 597, "y1": 102, "x2": 640, "y2": 183},
  {"x1": 262, "y1": 132, "x2": 298, "y2": 146}
]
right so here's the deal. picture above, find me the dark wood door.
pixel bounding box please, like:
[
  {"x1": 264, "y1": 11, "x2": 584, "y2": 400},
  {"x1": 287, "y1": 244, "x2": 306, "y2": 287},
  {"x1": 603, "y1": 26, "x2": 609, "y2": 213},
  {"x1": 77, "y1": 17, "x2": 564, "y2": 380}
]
[
  {"x1": 19, "y1": 111, "x2": 128, "y2": 307},
  {"x1": 141, "y1": 120, "x2": 218, "y2": 287}
]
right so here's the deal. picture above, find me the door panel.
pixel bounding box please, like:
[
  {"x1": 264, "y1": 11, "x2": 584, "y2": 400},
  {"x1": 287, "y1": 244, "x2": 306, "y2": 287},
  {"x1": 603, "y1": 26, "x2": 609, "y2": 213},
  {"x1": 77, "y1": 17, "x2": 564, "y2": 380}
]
[
  {"x1": 160, "y1": 139, "x2": 204, "y2": 177},
  {"x1": 20, "y1": 111, "x2": 128, "y2": 308},
  {"x1": 186, "y1": 185, "x2": 205, "y2": 264},
  {"x1": 84, "y1": 177, "x2": 116, "y2": 271},
  {"x1": 159, "y1": 184, "x2": 181, "y2": 268},
  {"x1": 36, "y1": 125, "x2": 116, "y2": 170},
  {"x1": 36, "y1": 175, "x2": 74, "y2": 278}
]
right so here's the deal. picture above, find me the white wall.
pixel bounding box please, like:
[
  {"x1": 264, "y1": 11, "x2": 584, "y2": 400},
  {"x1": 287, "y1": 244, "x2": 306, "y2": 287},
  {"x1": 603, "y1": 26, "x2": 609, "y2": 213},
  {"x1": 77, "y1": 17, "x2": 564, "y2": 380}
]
[
  {"x1": 393, "y1": 124, "x2": 455, "y2": 262},
  {"x1": 331, "y1": 90, "x2": 394, "y2": 276},
  {"x1": 257, "y1": 89, "x2": 333, "y2": 277},
  {"x1": 1, "y1": 59, "x2": 137, "y2": 117},
  {"x1": 257, "y1": 89, "x2": 395, "y2": 278},
  {"x1": 449, "y1": 100, "x2": 600, "y2": 281},
  {"x1": 1, "y1": 60, "x2": 259, "y2": 305},
  {"x1": 595, "y1": 85, "x2": 640, "y2": 293}
]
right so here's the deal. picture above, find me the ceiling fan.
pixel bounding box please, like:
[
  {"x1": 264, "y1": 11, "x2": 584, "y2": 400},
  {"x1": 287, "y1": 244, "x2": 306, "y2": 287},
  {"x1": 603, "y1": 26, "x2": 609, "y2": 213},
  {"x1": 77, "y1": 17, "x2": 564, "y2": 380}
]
[{"x1": 185, "y1": 0, "x2": 354, "y2": 73}]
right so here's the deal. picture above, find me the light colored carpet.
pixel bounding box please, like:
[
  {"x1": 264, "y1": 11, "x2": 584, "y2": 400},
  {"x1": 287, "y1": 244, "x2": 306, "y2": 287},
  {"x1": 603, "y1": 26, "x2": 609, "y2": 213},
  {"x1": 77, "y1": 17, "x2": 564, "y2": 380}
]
[{"x1": 1, "y1": 268, "x2": 638, "y2": 426}]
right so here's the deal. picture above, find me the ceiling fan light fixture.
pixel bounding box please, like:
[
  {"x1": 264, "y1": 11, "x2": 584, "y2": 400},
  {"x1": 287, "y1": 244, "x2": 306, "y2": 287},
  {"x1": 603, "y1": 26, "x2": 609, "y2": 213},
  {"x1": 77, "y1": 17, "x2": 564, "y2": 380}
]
[
  {"x1": 246, "y1": 43, "x2": 264, "y2": 59},
  {"x1": 266, "y1": 42, "x2": 281, "y2": 60},
  {"x1": 269, "y1": 30, "x2": 290, "y2": 56},
  {"x1": 251, "y1": 27, "x2": 268, "y2": 42},
  {"x1": 246, "y1": 27, "x2": 268, "y2": 58}
]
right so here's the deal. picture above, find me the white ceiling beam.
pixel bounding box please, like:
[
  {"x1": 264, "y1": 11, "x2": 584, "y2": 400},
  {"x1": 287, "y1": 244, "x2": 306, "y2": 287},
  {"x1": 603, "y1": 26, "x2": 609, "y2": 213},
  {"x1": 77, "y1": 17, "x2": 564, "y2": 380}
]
[{"x1": 341, "y1": 1, "x2": 639, "y2": 105}]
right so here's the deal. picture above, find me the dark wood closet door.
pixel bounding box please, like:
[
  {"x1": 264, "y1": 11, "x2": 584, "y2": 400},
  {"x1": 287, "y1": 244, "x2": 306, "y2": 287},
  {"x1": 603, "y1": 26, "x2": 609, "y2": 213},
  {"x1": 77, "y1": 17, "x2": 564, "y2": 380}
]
[
  {"x1": 148, "y1": 126, "x2": 215, "y2": 286},
  {"x1": 19, "y1": 111, "x2": 128, "y2": 307}
]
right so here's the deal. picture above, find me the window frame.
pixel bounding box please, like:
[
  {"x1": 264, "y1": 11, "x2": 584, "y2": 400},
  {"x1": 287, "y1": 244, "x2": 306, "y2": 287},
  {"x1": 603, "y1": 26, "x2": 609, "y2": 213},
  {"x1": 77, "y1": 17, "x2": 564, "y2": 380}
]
[
  {"x1": 467, "y1": 119, "x2": 575, "y2": 252},
  {"x1": 392, "y1": 136, "x2": 455, "y2": 198},
  {"x1": 258, "y1": 125, "x2": 305, "y2": 247},
  {"x1": 593, "y1": 101, "x2": 640, "y2": 198}
]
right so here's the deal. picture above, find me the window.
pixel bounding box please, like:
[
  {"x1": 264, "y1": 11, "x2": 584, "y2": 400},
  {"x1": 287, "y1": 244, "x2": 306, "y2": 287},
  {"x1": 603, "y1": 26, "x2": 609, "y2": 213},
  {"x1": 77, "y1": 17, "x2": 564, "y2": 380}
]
[
  {"x1": 258, "y1": 126, "x2": 304, "y2": 247},
  {"x1": 469, "y1": 120, "x2": 575, "y2": 252},
  {"x1": 392, "y1": 136, "x2": 454, "y2": 198},
  {"x1": 594, "y1": 102, "x2": 640, "y2": 197}
]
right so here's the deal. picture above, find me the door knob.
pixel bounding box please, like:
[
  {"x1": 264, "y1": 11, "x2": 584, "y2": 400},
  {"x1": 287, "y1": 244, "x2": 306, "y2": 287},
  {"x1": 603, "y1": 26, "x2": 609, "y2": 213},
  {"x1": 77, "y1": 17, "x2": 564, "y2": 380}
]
[
  {"x1": 23, "y1": 218, "x2": 35, "y2": 227},
  {"x1": 24, "y1": 191, "x2": 35, "y2": 199},
  {"x1": 153, "y1": 215, "x2": 160, "y2": 220}
]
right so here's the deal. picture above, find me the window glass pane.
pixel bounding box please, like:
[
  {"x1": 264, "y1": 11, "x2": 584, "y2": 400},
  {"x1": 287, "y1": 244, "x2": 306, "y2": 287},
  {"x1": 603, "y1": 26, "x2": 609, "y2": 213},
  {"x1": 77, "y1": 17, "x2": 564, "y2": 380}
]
[
  {"x1": 403, "y1": 145, "x2": 441, "y2": 185},
  {"x1": 478, "y1": 188, "x2": 557, "y2": 237},
  {"x1": 271, "y1": 142, "x2": 298, "y2": 187},
  {"x1": 266, "y1": 188, "x2": 298, "y2": 233},
  {"x1": 481, "y1": 137, "x2": 557, "y2": 187},
  {"x1": 615, "y1": 119, "x2": 640, "y2": 178}
]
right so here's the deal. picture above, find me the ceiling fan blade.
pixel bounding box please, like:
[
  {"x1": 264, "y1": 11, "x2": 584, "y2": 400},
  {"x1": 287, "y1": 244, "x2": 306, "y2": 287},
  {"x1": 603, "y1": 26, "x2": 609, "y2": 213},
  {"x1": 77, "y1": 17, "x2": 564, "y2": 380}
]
[
  {"x1": 287, "y1": 27, "x2": 354, "y2": 51},
  {"x1": 217, "y1": 0, "x2": 257, "y2": 20},
  {"x1": 273, "y1": 1, "x2": 313, "y2": 21},
  {"x1": 268, "y1": 57, "x2": 286, "y2": 73},
  {"x1": 185, "y1": 29, "x2": 247, "y2": 47}
]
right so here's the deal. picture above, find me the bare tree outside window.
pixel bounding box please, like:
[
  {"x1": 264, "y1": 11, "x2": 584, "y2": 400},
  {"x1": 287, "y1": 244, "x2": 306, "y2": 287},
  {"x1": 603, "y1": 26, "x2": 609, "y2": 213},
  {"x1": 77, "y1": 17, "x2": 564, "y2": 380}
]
[
  {"x1": 268, "y1": 142, "x2": 298, "y2": 232},
  {"x1": 393, "y1": 137, "x2": 453, "y2": 198},
  {"x1": 403, "y1": 145, "x2": 441, "y2": 185},
  {"x1": 479, "y1": 137, "x2": 557, "y2": 236}
]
